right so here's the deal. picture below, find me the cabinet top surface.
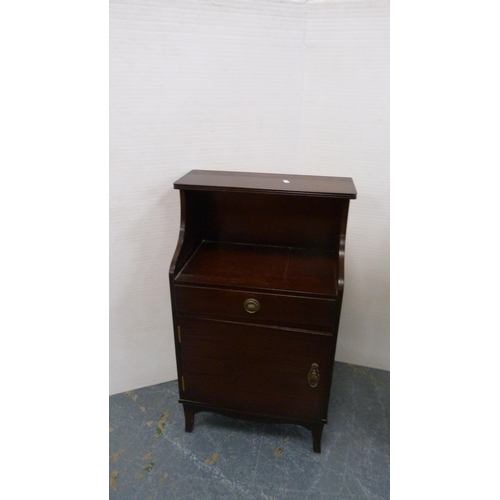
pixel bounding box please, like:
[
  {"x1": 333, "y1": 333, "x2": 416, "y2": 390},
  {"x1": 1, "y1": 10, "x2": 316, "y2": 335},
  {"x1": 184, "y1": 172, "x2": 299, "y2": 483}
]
[{"x1": 174, "y1": 170, "x2": 356, "y2": 198}]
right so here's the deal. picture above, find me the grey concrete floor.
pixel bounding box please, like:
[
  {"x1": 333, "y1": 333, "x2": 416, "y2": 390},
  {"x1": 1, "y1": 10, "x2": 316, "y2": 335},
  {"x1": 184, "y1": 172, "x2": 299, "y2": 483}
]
[{"x1": 109, "y1": 361, "x2": 389, "y2": 499}]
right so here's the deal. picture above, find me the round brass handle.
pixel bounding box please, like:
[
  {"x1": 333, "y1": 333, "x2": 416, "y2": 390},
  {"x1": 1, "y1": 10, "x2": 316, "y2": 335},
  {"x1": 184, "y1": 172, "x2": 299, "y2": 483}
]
[
  {"x1": 243, "y1": 298, "x2": 260, "y2": 314},
  {"x1": 308, "y1": 363, "x2": 320, "y2": 388}
]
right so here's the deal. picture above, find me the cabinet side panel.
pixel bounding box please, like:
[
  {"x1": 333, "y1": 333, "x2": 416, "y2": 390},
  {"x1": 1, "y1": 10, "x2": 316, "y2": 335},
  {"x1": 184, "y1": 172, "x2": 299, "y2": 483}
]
[
  {"x1": 337, "y1": 199, "x2": 350, "y2": 295},
  {"x1": 169, "y1": 190, "x2": 204, "y2": 277}
]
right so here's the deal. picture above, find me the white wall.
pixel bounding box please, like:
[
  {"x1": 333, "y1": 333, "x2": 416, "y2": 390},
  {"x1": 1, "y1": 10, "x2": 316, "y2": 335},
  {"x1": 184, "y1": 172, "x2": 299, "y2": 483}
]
[
  {"x1": 300, "y1": 1, "x2": 390, "y2": 372},
  {"x1": 110, "y1": 0, "x2": 389, "y2": 395}
]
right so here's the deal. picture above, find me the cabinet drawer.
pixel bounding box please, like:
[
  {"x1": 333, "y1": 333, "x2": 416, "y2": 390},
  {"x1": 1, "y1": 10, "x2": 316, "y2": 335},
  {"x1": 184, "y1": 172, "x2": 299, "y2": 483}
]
[
  {"x1": 178, "y1": 318, "x2": 333, "y2": 422},
  {"x1": 175, "y1": 285, "x2": 335, "y2": 331}
]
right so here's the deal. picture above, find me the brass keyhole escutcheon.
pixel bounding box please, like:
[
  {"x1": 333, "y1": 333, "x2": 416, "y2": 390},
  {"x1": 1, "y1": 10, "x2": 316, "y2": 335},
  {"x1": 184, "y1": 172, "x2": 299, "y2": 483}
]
[
  {"x1": 244, "y1": 298, "x2": 260, "y2": 314},
  {"x1": 308, "y1": 363, "x2": 320, "y2": 388}
]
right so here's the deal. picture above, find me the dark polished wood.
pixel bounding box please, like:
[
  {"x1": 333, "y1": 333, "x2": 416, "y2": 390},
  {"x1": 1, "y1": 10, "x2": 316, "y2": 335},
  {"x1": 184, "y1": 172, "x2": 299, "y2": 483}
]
[
  {"x1": 169, "y1": 170, "x2": 356, "y2": 453},
  {"x1": 179, "y1": 318, "x2": 333, "y2": 420},
  {"x1": 175, "y1": 284, "x2": 336, "y2": 331},
  {"x1": 173, "y1": 169, "x2": 357, "y2": 198},
  {"x1": 176, "y1": 241, "x2": 338, "y2": 297}
]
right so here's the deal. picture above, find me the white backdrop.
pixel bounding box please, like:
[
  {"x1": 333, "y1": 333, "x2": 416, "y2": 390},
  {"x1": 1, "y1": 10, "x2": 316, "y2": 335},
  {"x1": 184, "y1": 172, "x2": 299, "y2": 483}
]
[{"x1": 110, "y1": 0, "x2": 389, "y2": 395}]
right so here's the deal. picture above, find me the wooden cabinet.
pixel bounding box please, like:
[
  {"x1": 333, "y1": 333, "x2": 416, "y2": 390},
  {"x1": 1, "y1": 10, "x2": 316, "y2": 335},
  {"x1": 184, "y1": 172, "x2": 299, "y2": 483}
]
[{"x1": 169, "y1": 170, "x2": 356, "y2": 452}]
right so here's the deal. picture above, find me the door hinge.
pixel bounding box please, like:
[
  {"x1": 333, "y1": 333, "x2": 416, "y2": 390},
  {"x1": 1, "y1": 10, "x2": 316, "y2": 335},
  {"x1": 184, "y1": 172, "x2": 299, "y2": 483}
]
[
  {"x1": 177, "y1": 326, "x2": 181, "y2": 343},
  {"x1": 181, "y1": 376, "x2": 185, "y2": 392}
]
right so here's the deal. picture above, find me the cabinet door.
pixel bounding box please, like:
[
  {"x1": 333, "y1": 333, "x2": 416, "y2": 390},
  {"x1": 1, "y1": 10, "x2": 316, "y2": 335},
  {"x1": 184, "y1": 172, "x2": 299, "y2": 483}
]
[{"x1": 178, "y1": 317, "x2": 333, "y2": 422}]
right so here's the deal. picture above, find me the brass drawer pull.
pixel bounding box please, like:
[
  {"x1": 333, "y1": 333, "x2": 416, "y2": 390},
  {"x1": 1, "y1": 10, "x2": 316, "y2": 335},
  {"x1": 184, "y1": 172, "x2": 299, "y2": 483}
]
[
  {"x1": 243, "y1": 298, "x2": 260, "y2": 314},
  {"x1": 308, "y1": 363, "x2": 320, "y2": 388}
]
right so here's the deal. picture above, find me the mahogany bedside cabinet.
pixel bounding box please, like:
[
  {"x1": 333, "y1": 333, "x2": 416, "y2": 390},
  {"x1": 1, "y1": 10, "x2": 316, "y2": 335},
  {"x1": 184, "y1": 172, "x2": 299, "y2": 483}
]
[{"x1": 169, "y1": 170, "x2": 356, "y2": 452}]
